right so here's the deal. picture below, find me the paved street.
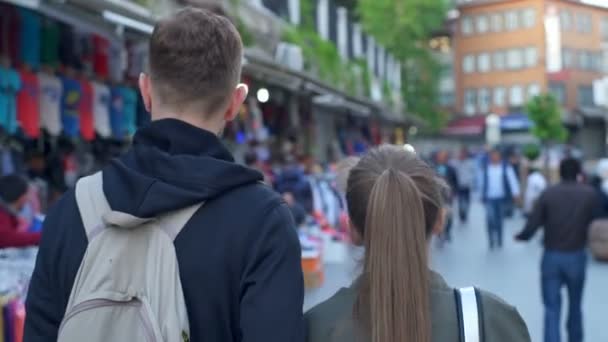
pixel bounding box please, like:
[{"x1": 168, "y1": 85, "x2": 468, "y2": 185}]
[{"x1": 304, "y1": 201, "x2": 608, "y2": 341}]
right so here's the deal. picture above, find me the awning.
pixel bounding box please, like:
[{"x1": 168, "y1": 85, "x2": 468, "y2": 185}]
[
  {"x1": 500, "y1": 113, "x2": 533, "y2": 131},
  {"x1": 443, "y1": 115, "x2": 486, "y2": 136}
]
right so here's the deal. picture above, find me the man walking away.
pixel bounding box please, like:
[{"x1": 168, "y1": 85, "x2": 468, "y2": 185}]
[
  {"x1": 24, "y1": 9, "x2": 304, "y2": 342},
  {"x1": 516, "y1": 158, "x2": 598, "y2": 342},
  {"x1": 481, "y1": 148, "x2": 520, "y2": 249},
  {"x1": 455, "y1": 148, "x2": 476, "y2": 223},
  {"x1": 434, "y1": 150, "x2": 458, "y2": 241}
]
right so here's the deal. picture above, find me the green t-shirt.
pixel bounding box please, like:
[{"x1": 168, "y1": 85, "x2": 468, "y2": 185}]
[{"x1": 40, "y1": 20, "x2": 60, "y2": 67}]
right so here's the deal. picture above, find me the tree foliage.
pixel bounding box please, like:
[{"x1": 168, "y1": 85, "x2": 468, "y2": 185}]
[
  {"x1": 525, "y1": 94, "x2": 568, "y2": 143},
  {"x1": 357, "y1": 0, "x2": 448, "y2": 129}
]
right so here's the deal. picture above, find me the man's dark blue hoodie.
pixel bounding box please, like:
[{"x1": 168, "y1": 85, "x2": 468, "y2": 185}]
[{"x1": 24, "y1": 119, "x2": 304, "y2": 342}]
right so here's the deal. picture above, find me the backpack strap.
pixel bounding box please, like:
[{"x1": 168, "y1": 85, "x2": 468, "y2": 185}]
[
  {"x1": 156, "y1": 203, "x2": 204, "y2": 241},
  {"x1": 75, "y1": 172, "x2": 111, "y2": 240},
  {"x1": 454, "y1": 287, "x2": 484, "y2": 342}
]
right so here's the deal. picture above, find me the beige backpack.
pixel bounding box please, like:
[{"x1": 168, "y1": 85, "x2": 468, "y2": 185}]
[{"x1": 57, "y1": 172, "x2": 201, "y2": 342}]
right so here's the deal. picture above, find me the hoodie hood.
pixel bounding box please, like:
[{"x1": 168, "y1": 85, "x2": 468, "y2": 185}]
[{"x1": 103, "y1": 119, "x2": 263, "y2": 218}]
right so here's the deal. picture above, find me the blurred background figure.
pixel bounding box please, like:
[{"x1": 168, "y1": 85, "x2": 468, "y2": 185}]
[
  {"x1": 433, "y1": 150, "x2": 458, "y2": 242},
  {"x1": 454, "y1": 147, "x2": 475, "y2": 224}
]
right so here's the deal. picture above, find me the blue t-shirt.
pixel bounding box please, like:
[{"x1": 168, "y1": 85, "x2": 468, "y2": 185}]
[
  {"x1": 18, "y1": 8, "x2": 41, "y2": 70},
  {"x1": 61, "y1": 77, "x2": 82, "y2": 138},
  {"x1": 110, "y1": 87, "x2": 125, "y2": 138},
  {"x1": 0, "y1": 67, "x2": 22, "y2": 134},
  {"x1": 120, "y1": 87, "x2": 137, "y2": 136}
]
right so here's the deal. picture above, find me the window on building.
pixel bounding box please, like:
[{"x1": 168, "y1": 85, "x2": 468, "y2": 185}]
[
  {"x1": 563, "y1": 48, "x2": 574, "y2": 68},
  {"x1": 524, "y1": 47, "x2": 538, "y2": 67},
  {"x1": 505, "y1": 11, "x2": 520, "y2": 31},
  {"x1": 494, "y1": 86, "x2": 506, "y2": 107},
  {"x1": 592, "y1": 52, "x2": 602, "y2": 72},
  {"x1": 527, "y1": 83, "x2": 541, "y2": 99},
  {"x1": 549, "y1": 82, "x2": 566, "y2": 104},
  {"x1": 439, "y1": 92, "x2": 455, "y2": 106},
  {"x1": 602, "y1": 17, "x2": 608, "y2": 39},
  {"x1": 491, "y1": 13, "x2": 503, "y2": 32},
  {"x1": 464, "y1": 89, "x2": 477, "y2": 115},
  {"x1": 478, "y1": 53, "x2": 491, "y2": 72},
  {"x1": 560, "y1": 9, "x2": 573, "y2": 31},
  {"x1": 507, "y1": 48, "x2": 523, "y2": 70},
  {"x1": 522, "y1": 8, "x2": 536, "y2": 28},
  {"x1": 493, "y1": 50, "x2": 506, "y2": 70},
  {"x1": 576, "y1": 12, "x2": 592, "y2": 33},
  {"x1": 579, "y1": 50, "x2": 592, "y2": 70},
  {"x1": 463, "y1": 54, "x2": 475, "y2": 73},
  {"x1": 578, "y1": 85, "x2": 594, "y2": 107},
  {"x1": 478, "y1": 88, "x2": 491, "y2": 113},
  {"x1": 461, "y1": 16, "x2": 473, "y2": 35},
  {"x1": 510, "y1": 85, "x2": 524, "y2": 106},
  {"x1": 476, "y1": 15, "x2": 489, "y2": 33}
]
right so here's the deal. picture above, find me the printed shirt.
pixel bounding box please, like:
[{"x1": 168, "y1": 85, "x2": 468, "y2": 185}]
[
  {"x1": 17, "y1": 69, "x2": 40, "y2": 138},
  {"x1": 0, "y1": 67, "x2": 22, "y2": 134},
  {"x1": 38, "y1": 72, "x2": 63, "y2": 136},
  {"x1": 61, "y1": 77, "x2": 82, "y2": 138},
  {"x1": 92, "y1": 81, "x2": 111, "y2": 138},
  {"x1": 79, "y1": 80, "x2": 95, "y2": 141}
]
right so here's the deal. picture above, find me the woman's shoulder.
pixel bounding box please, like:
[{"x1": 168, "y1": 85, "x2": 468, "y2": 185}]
[
  {"x1": 477, "y1": 289, "x2": 531, "y2": 342},
  {"x1": 305, "y1": 287, "x2": 357, "y2": 342}
]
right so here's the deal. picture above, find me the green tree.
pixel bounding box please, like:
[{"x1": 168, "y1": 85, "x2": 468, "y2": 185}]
[
  {"x1": 357, "y1": 0, "x2": 448, "y2": 130},
  {"x1": 526, "y1": 93, "x2": 568, "y2": 144}
]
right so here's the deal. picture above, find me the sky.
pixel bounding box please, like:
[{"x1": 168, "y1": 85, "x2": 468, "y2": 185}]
[{"x1": 582, "y1": 0, "x2": 608, "y2": 8}]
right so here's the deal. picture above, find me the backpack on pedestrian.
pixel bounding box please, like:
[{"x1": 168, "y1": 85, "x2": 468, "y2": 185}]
[{"x1": 57, "y1": 172, "x2": 201, "y2": 342}]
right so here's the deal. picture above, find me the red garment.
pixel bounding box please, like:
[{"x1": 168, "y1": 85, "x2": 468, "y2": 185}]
[
  {"x1": 79, "y1": 79, "x2": 95, "y2": 141},
  {"x1": 0, "y1": 207, "x2": 41, "y2": 248},
  {"x1": 93, "y1": 35, "x2": 109, "y2": 78},
  {"x1": 17, "y1": 69, "x2": 40, "y2": 138}
]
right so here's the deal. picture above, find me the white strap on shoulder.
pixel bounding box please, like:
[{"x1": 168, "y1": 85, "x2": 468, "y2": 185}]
[
  {"x1": 456, "y1": 287, "x2": 481, "y2": 342},
  {"x1": 157, "y1": 203, "x2": 204, "y2": 241},
  {"x1": 75, "y1": 172, "x2": 111, "y2": 240}
]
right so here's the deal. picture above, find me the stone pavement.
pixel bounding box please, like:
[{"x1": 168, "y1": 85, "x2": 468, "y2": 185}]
[{"x1": 304, "y1": 201, "x2": 608, "y2": 341}]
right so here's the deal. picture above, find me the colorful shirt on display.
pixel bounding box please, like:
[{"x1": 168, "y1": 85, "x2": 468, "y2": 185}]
[
  {"x1": 120, "y1": 87, "x2": 137, "y2": 136},
  {"x1": 109, "y1": 43, "x2": 126, "y2": 83},
  {"x1": 0, "y1": 5, "x2": 20, "y2": 65},
  {"x1": 18, "y1": 8, "x2": 41, "y2": 70},
  {"x1": 110, "y1": 87, "x2": 125, "y2": 138},
  {"x1": 92, "y1": 81, "x2": 111, "y2": 138},
  {"x1": 38, "y1": 72, "x2": 63, "y2": 136},
  {"x1": 61, "y1": 77, "x2": 82, "y2": 138},
  {"x1": 58, "y1": 24, "x2": 77, "y2": 69},
  {"x1": 0, "y1": 67, "x2": 21, "y2": 134},
  {"x1": 17, "y1": 69, "x2": 40, "y2": 138},
  {"x1": 79, "y1": 80, "x2": 95, "y2": 141},
  {"x1": 93, "y1": 35, "x2": 109, "y2": 79},
  {"x1": 40, "y1": 19, "x2": 60, "y2": 68}
]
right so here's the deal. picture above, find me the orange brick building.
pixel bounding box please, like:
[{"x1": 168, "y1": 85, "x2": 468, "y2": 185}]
[{"x1": 452, "y1": 0, "x2": 608, "y2": 155}]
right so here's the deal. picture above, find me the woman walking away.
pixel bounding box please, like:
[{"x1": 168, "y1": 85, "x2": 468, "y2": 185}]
[{"x1": 305, "y1": 145, "x2": 530, "y2": 342}]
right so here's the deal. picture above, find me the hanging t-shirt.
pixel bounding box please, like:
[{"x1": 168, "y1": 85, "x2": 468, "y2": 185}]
[
  {"x1": 61, "y1": 77, "x2": 82, "y2": 138},
  {"x1": 58, "y1": 24, "x2": 77, "y2": 68},
  {"x1": 40, "y1": 19, "x2": 60, "y2": 68},
  {"x1": 18, "y1": 8, "x2": 41, "y2": 70},
  {"x1": 0, "y1": 4, "x2": 20, "y2": 65},
  {"x1": 110, "y1": 86, "x2": 125, "y2": 138},
  {"x1": 79, "y1": 80, "x2": 95, "y2": 141},
  {"x1": 0, "y1": 66, "x2": 22, "y2": 134},
  {"x1": 17, "y1": 69, "x2": 40, "y2": 138},
  {"x1": 74, "y1": 30, "x2": 93, "y2": 73},
  {"x1": 120, "y1": 87, "x2": 137, "y2": 136},
  {"x1": 127, "y1": 41, "x2": 148, "y2": 80},
  {"x1": 92, "y1": 81, "x2": 111, "y2": 138},
  {"x1": 109, "y1": 42, "x2": 126, "y2": 83},
  {"x1": 93, "y1": 35, "x2": 109, "y2": 79},
  {"x1": 38, "y1": 72, "x2": 63, "y2": 136}
]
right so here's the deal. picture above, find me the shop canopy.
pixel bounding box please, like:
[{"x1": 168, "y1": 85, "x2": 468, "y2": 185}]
[
  {"x1": 443, "y1": 115, "x2": 486, "y2": 136},
  {"x1": 500, "y1": 113, "x2": 534, "y2": 132}
]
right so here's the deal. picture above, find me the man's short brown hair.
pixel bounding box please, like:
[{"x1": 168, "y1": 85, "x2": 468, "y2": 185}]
[{"x1": 149, "y1": 8, "x2": 243, "y2": 114}]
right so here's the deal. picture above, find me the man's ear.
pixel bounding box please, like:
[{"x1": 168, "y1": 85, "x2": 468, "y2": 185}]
[
  {"x1": 224, "y1": 84, "x2": 248, "y2": 122},
  {"x1": 432, "y1": 208, "x2": 447, "y2": 236},
  {"x1": 139, "y1": 73, "x2": 152, "y2": 112}
]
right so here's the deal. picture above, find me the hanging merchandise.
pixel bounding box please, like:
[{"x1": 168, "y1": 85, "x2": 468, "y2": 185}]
[
  {"x1": 0, "y1": 4, "x2": 19, "y2": 65},
  {"x1": 127, "y1": 40, "x2": 148, "y2": 81},
  {"x1": 92, "y1": 81, "x2": 111, "y2": 138},
  {"x1": 120, "y1": 86, "x2": 137, "y2": 137},
  {"x1": 17, "y1": 67, "x2": 40, "y2": 139},
  {"x1": 40, "y1": 18, "x2": 60, "y2": 69},
  {"x1": 79, "y1": 79, "x2": 95, "y2": 141},
  {"x1": 60, "y1": 75, "x2": 82, "y2": 138},
  {"x1": 0, "y1": 64, "x2": 21, "y2": 135},
  {"x1": 17, "y1": 8, "x2": 41, "y2": 71},
  {"x1": 109, "y1": 42, "x2": 127, "y2": 83},
  {"x1": 38, "y1": 71, "x2": 63, "y2": 136},
  {"x1": 74, "y1": 30, "x2": 94, "y2": 74},
  {"x1": 110, "y1": 86, "x2": 125, "y2": 139},
  {"x1": 58, "y1": 24, "x2": 78, "y2": 70},
  {"x1": 92, "y1": 35, "x2": 109, "y2": 79}
]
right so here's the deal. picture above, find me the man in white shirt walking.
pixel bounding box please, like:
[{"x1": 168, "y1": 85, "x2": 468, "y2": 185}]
[{"x1": 481, "y1": 149, "x2": 520, "y2": 249}]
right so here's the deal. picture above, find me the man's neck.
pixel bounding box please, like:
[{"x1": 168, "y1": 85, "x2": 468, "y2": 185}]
[{"x1": 152, "y1": 112, "x2": 222, "y2": 136}]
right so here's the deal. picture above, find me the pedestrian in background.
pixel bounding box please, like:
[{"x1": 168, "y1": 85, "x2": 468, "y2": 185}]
[
  {"x1": 516, "y1": 158, "x2": 598, "y2": 342},
  {"x1": 434, "y1": 150, "x2": 458, "y2": 241},
  {"x1": 455, "y1": 147, "x2": 476, "y2": 223},
  {"x1": 480, "y1": 148, "x2": 520, "y2": 249},
  {"x1": 523, "y1": 162, "x2": 547, "y2": 218},
  {"x1": 306, "y1": 145, "x2": 530, "y2": 342}
]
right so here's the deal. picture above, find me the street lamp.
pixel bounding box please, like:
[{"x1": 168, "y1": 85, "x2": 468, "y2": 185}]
[{"x1": 486, "y1": 113, "x2": 501, "y2": 146}]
